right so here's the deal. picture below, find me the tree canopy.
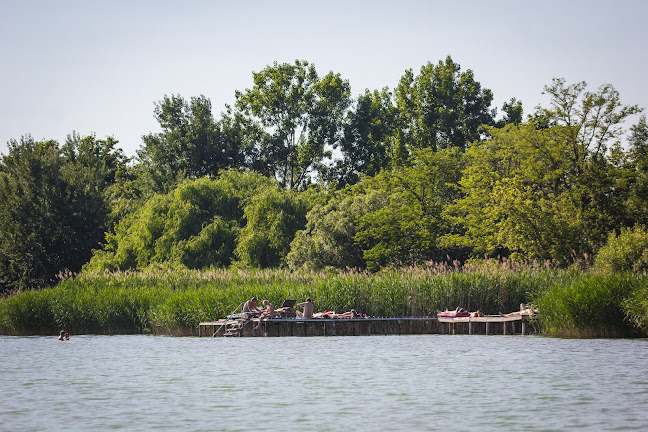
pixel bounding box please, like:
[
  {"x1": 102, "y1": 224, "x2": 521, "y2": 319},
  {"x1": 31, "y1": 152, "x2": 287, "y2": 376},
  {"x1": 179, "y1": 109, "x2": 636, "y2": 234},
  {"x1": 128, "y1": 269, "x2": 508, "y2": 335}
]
[
  {"x1": 395, "y1": 55, "x2": 495, "y2": 153},
  {"x1": 234, "y1": 60, "x2": 351, "y2": 189},
  {"x1": 2, "y1": 57, "x2": 646, "y2": 290}
]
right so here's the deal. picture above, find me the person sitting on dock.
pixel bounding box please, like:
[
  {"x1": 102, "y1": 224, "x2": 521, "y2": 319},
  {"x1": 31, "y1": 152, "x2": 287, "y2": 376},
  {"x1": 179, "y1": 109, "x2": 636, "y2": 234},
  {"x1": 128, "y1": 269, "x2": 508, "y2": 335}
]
[
  {"x1": 296, "y1": 298, "x2": 314, "y2": 318},
  {"x1": 242, "y1": 297, "x2": 262, "y2": 316},
  {"x1": 254, "y1": 300, "x2": 277, "y2": 329}
]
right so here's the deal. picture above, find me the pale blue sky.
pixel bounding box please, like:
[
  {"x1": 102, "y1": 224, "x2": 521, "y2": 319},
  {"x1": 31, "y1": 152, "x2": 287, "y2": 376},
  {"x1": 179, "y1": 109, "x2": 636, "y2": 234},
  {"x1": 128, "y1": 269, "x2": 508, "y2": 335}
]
[{"x1": 1, "y1": 0, "x2": 646, "y2": 157}]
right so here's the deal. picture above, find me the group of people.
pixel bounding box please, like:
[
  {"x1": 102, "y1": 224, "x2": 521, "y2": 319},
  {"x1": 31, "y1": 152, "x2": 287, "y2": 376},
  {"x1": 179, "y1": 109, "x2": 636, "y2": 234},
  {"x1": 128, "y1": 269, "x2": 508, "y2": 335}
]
[{"x1": 241, "y1": 297, "x2": 365, "y2": 329}]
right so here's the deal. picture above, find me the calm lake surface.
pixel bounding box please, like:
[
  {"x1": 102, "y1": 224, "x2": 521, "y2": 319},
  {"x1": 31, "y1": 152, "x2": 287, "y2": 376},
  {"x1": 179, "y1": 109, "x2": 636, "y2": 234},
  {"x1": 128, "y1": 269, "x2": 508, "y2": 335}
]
[{"x1": 1, "y1": 334, "x2": 647, "y2": 431}]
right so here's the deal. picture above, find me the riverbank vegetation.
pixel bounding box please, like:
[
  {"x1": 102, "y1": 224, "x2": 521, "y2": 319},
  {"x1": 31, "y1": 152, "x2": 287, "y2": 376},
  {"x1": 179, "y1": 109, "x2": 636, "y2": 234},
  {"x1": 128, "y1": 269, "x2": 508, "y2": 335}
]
[
  {"x1": 1, "y1": 56, "x2": 647, "y2": 337},
  {"x1": 1, "y1": 263, "x2": 646, "y2": 337}
]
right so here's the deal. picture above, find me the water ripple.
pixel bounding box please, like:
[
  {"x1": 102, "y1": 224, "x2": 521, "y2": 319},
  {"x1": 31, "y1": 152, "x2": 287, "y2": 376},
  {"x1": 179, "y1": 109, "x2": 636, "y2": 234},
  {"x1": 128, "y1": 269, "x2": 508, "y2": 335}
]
[{"x1": 1, "y1": 335, "x2": 648, "y2": 431}]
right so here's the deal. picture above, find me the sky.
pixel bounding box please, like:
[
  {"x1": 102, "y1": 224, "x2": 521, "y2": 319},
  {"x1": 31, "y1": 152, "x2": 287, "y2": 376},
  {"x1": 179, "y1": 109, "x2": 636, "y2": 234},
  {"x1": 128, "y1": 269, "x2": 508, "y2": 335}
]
[{"x1": 1, "y1": 0, "x2": 647, "y2": 157}]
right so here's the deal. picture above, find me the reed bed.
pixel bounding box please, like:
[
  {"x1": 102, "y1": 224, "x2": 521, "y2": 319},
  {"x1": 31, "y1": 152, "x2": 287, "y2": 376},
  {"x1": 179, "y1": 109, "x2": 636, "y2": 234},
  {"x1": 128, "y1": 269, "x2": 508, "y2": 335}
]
[
  {"x1": 1, "y1": 263, "x2": 646, "y2": 337},
  {"x1": 535, "y1": 272, "x2": 648, "y2": 338}
]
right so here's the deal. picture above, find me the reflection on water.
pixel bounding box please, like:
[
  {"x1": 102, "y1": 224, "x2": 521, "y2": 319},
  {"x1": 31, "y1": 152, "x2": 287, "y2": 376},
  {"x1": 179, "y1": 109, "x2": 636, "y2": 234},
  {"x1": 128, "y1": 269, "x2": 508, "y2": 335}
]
[{"x1": 1, "y1": 335, "x2": 647, "y2": 431}]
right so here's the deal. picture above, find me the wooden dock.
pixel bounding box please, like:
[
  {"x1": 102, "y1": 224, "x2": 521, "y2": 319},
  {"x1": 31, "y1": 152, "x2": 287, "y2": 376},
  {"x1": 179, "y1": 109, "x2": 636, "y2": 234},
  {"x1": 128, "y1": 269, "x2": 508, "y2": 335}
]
[
  {"x1": 437, "y1": 315, "x2": 532, "y2": 335},
  {"x1": 198, "y1": 315, "x2": 533, "y2": 337}
]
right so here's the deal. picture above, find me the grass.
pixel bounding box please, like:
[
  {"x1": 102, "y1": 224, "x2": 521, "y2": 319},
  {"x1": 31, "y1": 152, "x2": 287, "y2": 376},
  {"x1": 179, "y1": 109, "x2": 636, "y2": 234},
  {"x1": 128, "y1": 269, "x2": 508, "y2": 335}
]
[
  {"x1": 1, "y1": 262, "x2": 646, "y2": 337},
  {"x1": 534, "y1": 272, "x2": 644, "y2": 338}
]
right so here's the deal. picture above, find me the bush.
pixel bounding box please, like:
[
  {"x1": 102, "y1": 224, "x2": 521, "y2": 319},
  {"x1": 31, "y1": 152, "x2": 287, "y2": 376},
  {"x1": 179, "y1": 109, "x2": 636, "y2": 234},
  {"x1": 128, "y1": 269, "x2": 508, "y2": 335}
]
[{"x1": 595, "y1": 226, "x2": 648, "y2": 273}]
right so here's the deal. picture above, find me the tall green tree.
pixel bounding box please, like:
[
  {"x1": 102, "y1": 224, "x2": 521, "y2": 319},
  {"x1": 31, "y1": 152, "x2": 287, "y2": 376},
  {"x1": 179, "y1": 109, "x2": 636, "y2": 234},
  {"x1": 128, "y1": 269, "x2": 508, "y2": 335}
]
[
  {"x1": 534, "y1": 78, "x2": 642, "y2": 176},
  {"x1": 0, "y1": 135, "x2": 123, "y2": 292},
  {"x1": 234, "y1": 60, "x2": 351, "y2": 189},
  {"x1": 289, "y1": 148, "x2": 465, "y2": 271},
  {"x1": 355, "y1": 148, "x2": 465, "y2": 270},
  {"x1": 451, "y1": 77, "x2": 642, "y2": 263},
  {"x1": 449, "y1": 123, "x2": 586, "y2": 261},
  {"x1": 138, "y1": 94, "x2": 246, "y2": 191},
  {"x1": 62, "y1": 132, "x2": 132, "y2": 228},
  {"x1": 626, "y1": 115, "x2": 648, "y2": 226},
  {"x1": 333, "y1": 88, "x2": 398, "y2": 186},
  {"x1": 535, "y1": 79, "x2": 642, "y2": 248},
  {"x1": 395, "y1": 55, "x2": 495, "y2": 153}
]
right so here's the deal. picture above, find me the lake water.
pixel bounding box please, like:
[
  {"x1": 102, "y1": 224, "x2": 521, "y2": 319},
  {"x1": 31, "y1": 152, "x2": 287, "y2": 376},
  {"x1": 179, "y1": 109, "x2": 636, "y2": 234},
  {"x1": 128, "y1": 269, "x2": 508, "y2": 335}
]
[{"x1": 1, "y1": 335, "x2": 647, "y2": 431}]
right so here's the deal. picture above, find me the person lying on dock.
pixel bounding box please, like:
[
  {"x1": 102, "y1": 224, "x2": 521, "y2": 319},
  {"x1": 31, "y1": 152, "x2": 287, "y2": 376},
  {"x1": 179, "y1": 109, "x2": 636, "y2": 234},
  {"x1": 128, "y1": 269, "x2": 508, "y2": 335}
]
[
  {"x1": 436, "y1": 307, "x2": 471, "y2": 317},
  {"x1": 242, "y1": 297, "x2": 262, "y2": 316},
  {"x1": 335, "y1": 309, "x2": 367, "y2": 319},
  {"x1": 296, "y1": 298, "x2": 314, "y2": 318},
  {"x1": 504, "y1": 303, "x2": 537, "y2": 317},
  {"x1": 312, "y1": 310, "x2": 335, "y2": 318},
  {"x1": 311, "y1": 309, "x2": 366, "y2": 319}
]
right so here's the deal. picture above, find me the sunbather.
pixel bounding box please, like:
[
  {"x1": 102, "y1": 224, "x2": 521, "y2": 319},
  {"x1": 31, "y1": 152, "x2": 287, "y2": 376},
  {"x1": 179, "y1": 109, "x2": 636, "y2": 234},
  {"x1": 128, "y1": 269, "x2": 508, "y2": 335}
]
[
  {"x1": 334, "y1": 309, "x2": 363, "y2": 319},
  {"x1": 254, "y1": 300, "x2": 277, "y2": 329},
  {"x1": 296, "y1": 298, "x2": 314, "y2": 318},
  {"x1": 436, "y1": 307, "x2": 472, "y2": 318},
  {"x1": 242, "y1": 297, "x2": 262, "y2": 315},
  {"x1": 505, "y1": 303, "x2": 537, "y2": 317},
  {"x1": 311, "y1": 309, "x2": 366, "y2": 319},
  {"x1": 312, "y1": 310, "x2": 336, "y2": 318}
]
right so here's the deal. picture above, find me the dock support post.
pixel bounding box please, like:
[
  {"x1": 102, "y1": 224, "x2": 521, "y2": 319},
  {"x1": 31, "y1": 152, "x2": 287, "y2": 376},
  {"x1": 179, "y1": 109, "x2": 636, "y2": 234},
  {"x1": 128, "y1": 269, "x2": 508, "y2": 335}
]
[
  {"x1": 522, "y1": 319, "x2": 526, "y2": 336},
  {"x1": 469, "y1": 320, "x2": 473, "y2": 335},
  {"x1": 503, "y1": 321, "x2": 507, "y2": 335},
  {"x1": 485, "y1": 321, "x2": 490, "y2": 335}
]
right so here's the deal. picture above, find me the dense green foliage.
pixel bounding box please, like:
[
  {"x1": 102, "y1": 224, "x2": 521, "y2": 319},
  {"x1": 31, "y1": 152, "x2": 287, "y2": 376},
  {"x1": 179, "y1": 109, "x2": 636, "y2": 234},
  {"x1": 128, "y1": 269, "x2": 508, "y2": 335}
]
[
  {"x1": 85, "y1": 171, "x2": 279, "y2": 271},
  {"x1": 138, "y1": 95, "x2": 248, "y2": 191},
  {"x1": 395, "y1": 55, "x2": 496, "y2": 152},
  {"x1": 595, "y1": 225, "x2": 648, "y2": 272},
  {"x1": 234, "y1": 60, "x2": 352, "y2": 189},
  {"x1": 2, "y1": 57, "x2": 648, "y2": 337},
  {"x1": 0, "y1": 135, "x2": 127, "y2": 293}
]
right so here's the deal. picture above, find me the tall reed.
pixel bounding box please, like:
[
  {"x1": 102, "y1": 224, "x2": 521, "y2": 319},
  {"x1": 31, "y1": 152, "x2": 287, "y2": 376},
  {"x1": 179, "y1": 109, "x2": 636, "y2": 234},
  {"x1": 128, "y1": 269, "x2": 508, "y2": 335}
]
[
  {"x1": 534, "y1": 273, "x2": 644, "y2": 337},
  {"x1": 1, "y1": 264, "x2": 645, "y2": 337}
]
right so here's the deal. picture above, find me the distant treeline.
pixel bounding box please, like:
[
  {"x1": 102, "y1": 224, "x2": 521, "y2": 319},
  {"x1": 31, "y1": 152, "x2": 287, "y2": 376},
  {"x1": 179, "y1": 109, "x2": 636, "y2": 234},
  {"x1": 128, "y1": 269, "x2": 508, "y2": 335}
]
[{"x1": 1, "y1": 56, "x2": 648, "y2": 295}]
